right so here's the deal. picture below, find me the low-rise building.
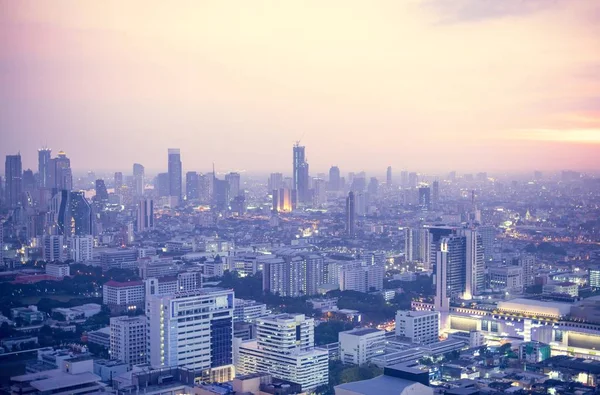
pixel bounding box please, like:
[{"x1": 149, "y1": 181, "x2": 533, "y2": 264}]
[
  {"x1": 45, "y1": 263, "x2": 70, "y2": 279},
  {"x1": 102, "y1": 280, "x2": 145, "y2": 313}
]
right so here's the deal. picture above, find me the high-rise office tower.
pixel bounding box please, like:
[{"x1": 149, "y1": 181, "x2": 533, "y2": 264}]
[
  {"x1": 136, "y1": 199, "x2": 154, "y2": 232},
  {"x1": 408, "y1": 172, "x2": 418, "y2": 188},
  {"x1": 329, "y1": 166, "x2": 340, "y2": 191},
  {"x1": 293, "y1": 142, "x2": 305, "y2": 192},
  {"x1": 463, "y1": 228, "x2": 485, "y2": 300},
  {"x1": 167, "y1": 149, "x2": 182, "y2": 201},
  {"x1": 71, "y1": 192, "x2": 93, "y2": 236},
  {"x1": 5, "y1": 154, "x2": 22, "y2": 207},
  {"x1": 156, "y1": 173, "x2": 170, "y2": 197},
  {"x1": 405, "y1": 227, "x2": 422, "y2": 262},
  {"x1": 386, "y1": 166, "x2": 392, "y2": 187},
  {"x1": 368, "y1": 177, "x2": 379, "y2": 196},
  {"x1": 146, "y1": 288, "x2": 234, "y2": 382},
  {"x1": 198, "y1": 173, "x2": 210, "y2": 203},
  {"x1": 186, "y1": 171, "x2": 199, "y2": 200},
  {"x1": 418, "y1": 186, "x2": 431, "y2": 211},
  {"x1": 133, "y1": 163, "x2": 145, "y2": 196},
  {"x1": 293, "y1": 143, "x2": 310, "y2": 203},
  {"x1": 48, "y1": 190, "x2": 70, "y2": 236},
  {"x1": 54, "y1": 151, "x2": 72, "y2": 191},
  {"x1": 432, "y1": 180, "x2": 440, "y2": 210},
  {"x1": 114, "y1": 172, "x2": 123, "y2": 194},
  {"x1": 400, "y1": 171, "x2": 408, "y2": 188},
  {"x1": 261, "y1": 252, "x2": 324, "y2": 297},
  {"x1": 38, "y1": 148, "x2": 52, "y2": 188},
  {"x1": 213, "y1": 178, "x2": 229, "y2": 211},
  {"x1": 237, "y1": 314, "x2": 329, "y2": 391},
  {"x1": 22, "y1": 169, "x2": 36, "y2": 194},
  {"x1": 268, "y1": 173, "x2": 283, "y2": 193},
  {"x1": 346, "y1": 191, "x2": 356, "y2": 237},
  {"x1": 95, "y1": 179, "x2": 109, "y2": 202},
  {"x1": 435, "y1": 229, "x2": 484, "y2": 311},
  {"x1": 312, "y1": 178, "x2": 326, "y2": 206},
  {"x1": 225, "y1": 172, "x2": 241, "y2": 199},
  {"x1": 477, "y1": 225, "x2": 496, "y2": 262}
]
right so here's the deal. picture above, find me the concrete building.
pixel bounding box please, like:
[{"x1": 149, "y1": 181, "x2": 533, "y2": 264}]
[
  {"x1": 45, "y1": 263, "x2": 70, "y2": 279},
  {"x1": 43, "y1": 235, "x2": 65, "y2": 262},
  {"x1": 489, "y1": 265, "x2": 523, "y2": 293},
  {"x1": 233, "y1": 299, "x2": 268, "y2": 323},
  {"x1": 70, "y1": 235, "x2": 94, "y2": 262},
  {"x1": 395, "y1": 310, "x2": 440, "y2": 345},
  {"x1": 146, "y1": 288, "x2": 234, "y2": 383},
  {"x1": 335, "y1": 363, "x2": 433, "y2": 395},
  {"x1": 237, "y1": 314, "x2": 329, "y2": 391},
  {"x1": 543, "y1": 281, "x2": 578, "y2": 297},
  {"x1": 339, "y1": 262, "x2": 384, "y2": 293},
  {"x1": 519, "y1": 341, "x2": 551, "y2": 363},
  {"x1": 102, "y1": 280, "x2": 145, "y2": 312},
  {"x1": 339, "y1": 328, "x2": 385, "y2": 366},
  {"x1": 110, "y1": 316, "x2": 146, "y2": 366}
]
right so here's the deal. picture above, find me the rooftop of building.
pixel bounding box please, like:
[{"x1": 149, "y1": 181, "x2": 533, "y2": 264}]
[
  {"x1": 335, "y1": 375, "x2": 430, "y2": 395},
  {"x1": 104, "y1": 280, "x2": 144, "y2": 288},
  {"x1": 342, "y1": 328, "x2": 383, "y2": 337}
]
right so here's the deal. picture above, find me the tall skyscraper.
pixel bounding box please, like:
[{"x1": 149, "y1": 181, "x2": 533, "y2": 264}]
[
  {"x1": 167, "y1": 149, "x2": 182, "y2": 201},
  {"x1": 405, "y1": 227, "x2": 422, "y2": 262},
  {"x1": 213, "y1": 178, "x2": 229, "y2": 211},
  {"x1": 432, "y1": 180, "x2": 440, "y2": 210},
  {"x1": 368, "y1": 177, "x2": 379, "y2": 196},
  {"x1": 293, "y1": 143, "x2": 310, "y2": 203},
  {"x1": 5, "y1": 154, "x2": 22, "y2": 207},
  {"x1": 386, "y1": 166, "x2": 392, "y2": 187},
  {"x1": 146, "y1": 288, "x2": 234, "y2": 382},
  {"x1": 328, "y1": 166, "x2": 340, "y2": 191},
  {"x1": 400, "y1": 170, "x2": 408, "y2": 188},
  {"x1": 136, "y1": 199, "x2": 154, "y2": 232},
  {"x1": 268, "y1": 173, "x2": 283, "y2": 192},
  {"x1": 22, "y1": 169, "x2": 36, "y2": 194},
  {"x1": 71, "y1": 192, "x2": 93, "y2": 236},
  {"x1": 133, "y1": 163, "x2": 145, "y2": 196},
  {"x1": 418, "y1": 186, "x2": 431, "y2": 211},
  {"x1": 408, "y1": 172, "x2": 418, "y2": 188},
  {"x1": 95, "y1": 179, "x2": 109, "y2": 202},
  {"x1": 156, "y1": 173, "x2": 170, "y2": 197},
  {"x1": 346, "y1": 191, "x2": 356, "y2": 237},
  {"x1": 435, "y1": 229, "x2": 484, "y2": 311},
  {"x1": 38, "y1": 148, "x2": 52, "y2": 188},
  {"x1": 54, "y1": 151, "x2": 72, "y2": 191},
  {"x1": 114, "y1": 172, "x2": 123, "y2": 194},
  {"x1": 185, "y1": 171, "x2": 199, "y2": 200},
  {"x1": 225, "y1": 172, "x2": 241, "y2": 198}
]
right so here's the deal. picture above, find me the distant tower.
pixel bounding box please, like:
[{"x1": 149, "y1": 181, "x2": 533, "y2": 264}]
[
  {"x1": 54, "y1": 151, "x2": 72, "y2": 191},
  {"x1": 432, "y1": 180, "x2": 440, "y2": 210},
  {"x1": 94, "y1": 179, "x2": 109, "y2": 202},
  {"x1": 4, "y1": 154, "x2": 22, "y2": 207},
  {"x1": 186, "y1": 171, "x2": 199, "y2": 200},
  {"x1": 293, "y1": 142, "x2": 309, "y2": 203},
  {"x1": 418, "y1": 187, "x2": 431, "y2": 211},
  {"x1": 38, "y1": 148, "x2": 52, "y2": 188},
  {"x1": 114, "y1": 172, "x2": 123, "y2": 194},
  {"x1": 167, "y1": 149, "x2": 182, "y2": 202},
  {"x1": 328, "y1": 166, "x2": 340, "y2": 191},
  {"x1": 71, "y1": 192, "x2": 93, "y2": 236},
  {"x1": 136, "y1": 199, "x2": 154, "y2": 232},
  {"x1": 345, "y1": 191, "x2": 356, "y2": 237},
  {"x1": 133, "y1": 163, "x2": 145, "y2": 196},
  {"x1": 386, "y1": 166, "x2": 392, "y2": 187},
  {"x1": 225, "y1": 172, "x2": 241, "y2": 198}
]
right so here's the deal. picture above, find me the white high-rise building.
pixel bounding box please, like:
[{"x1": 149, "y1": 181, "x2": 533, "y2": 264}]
[
  {"x1": 395, "y1": 310, "x2": 440, "y2": 345},
  {"x1": 102, "y1": 280, "x2": 145, "y2": 311},
  {"x1": 43, "y1": 235, "x2": 65, "y2": 262},
  {"x1": 463, "y1": 228, "x2": 485, "y2": 300},
  {"x1": 70, "y1": 235, "x2": 94, "y2": 262},
  {"x1": 146, "y1": 288, "x2": 235, "y2": 383},
  {"x1": 339, "y1": 328, "x2": 385, "y2": 366},
  {"x1": 237, "y1": 314, "x2": 328, "y2": 391},
  {"x1": 518, "y1": 255, "x2": 536, "y2": 287},
  {"x1": 110, "y1": 316, "x2": 146, "y2": 366}
]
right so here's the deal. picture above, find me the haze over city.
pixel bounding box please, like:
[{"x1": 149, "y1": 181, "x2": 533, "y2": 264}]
[{"x1": 1, "y1": 0, "x2": 600, "y2": 173}]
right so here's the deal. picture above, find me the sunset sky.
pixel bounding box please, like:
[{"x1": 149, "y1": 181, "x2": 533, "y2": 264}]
[{"x1": 1, "y1": 0, "x2": 599, "y2": 175}]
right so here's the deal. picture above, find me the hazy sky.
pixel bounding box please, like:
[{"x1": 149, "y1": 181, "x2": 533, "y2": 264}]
[{"x1": 1, "y1": 0, "x2": 599, "y2": 175}]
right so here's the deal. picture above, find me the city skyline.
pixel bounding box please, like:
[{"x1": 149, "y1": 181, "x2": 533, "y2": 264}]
[{"x1": 1, "y1": 1, "x2": 599, "y2": 173}]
